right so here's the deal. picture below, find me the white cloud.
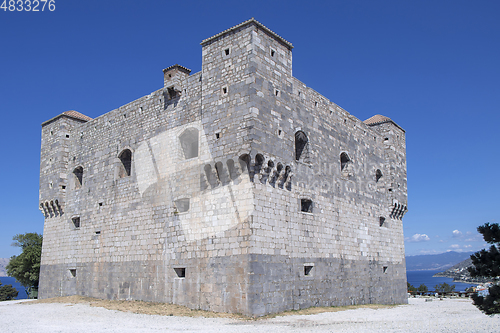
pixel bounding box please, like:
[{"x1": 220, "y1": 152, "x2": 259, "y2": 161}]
[
  {"x1": 449, "y1": 244, "x2": 460, "y2": 249},
  {"x1": 452, "y1": 230, "x2": 462, "y2": 238},
  {"x1": 465, "y1": 234, "x2": 483, "y2": 242},
  {"x1": 408, "y1": 233, "x2": 430, "y2": 242},
  {"x1": 418, "y1": 249, "x2": 440, "y2": 254}
]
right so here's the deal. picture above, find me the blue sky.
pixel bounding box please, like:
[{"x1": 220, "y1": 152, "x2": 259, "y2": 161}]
[{"x1": 0, "y1": 0, "x2": 498, "y2": 258}]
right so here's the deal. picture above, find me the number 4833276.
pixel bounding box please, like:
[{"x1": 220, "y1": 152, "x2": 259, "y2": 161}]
[{"x1": 1, "y1": 0, "x2": 56, "y2": 11}]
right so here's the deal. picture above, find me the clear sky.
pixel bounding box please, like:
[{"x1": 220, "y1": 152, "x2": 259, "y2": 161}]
[{"x1": 0, "y1": 0, "x2": 498, "y2": 258}]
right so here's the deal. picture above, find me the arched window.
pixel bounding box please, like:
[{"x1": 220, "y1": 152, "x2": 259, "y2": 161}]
[
  {"x1": 73, "y1": 166, "x2": 83, "y2": 189},
  {"x1": 376, "y1": 169, "x2": 383, "y2": 183},
  {"x1": 118, "y1": 149, "x2": 132, "y2": 178},
  {"x1": 179, "y1": 128, "x2": 199, "y2": 159},
  {"x1": 255, "y1": 154, "x2": 265, "y2": 174},
  {"x1": 238, "y1": 154, "x2": 251, "y2": 174},
  {"x1": 295, "y1": 131, "x2": 309, "y2": 162},
  {"x1": 340, "y1": 152, "x2": 350, "y2": 172}
]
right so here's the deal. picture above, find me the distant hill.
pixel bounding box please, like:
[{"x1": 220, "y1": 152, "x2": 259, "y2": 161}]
[
  {"x1": 0, "y1": 258, "x2": 9, "y2": 276},
  {"x1": 405, "y1": 251, "x2": 473, "y2": 271},
  {"x1": 433, "y1": 257, "x2": 490, "y2": 284}
]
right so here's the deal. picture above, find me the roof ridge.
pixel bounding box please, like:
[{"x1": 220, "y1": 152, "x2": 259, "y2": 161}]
[{"x1": 200, "y1": 18, "x2": 293, "y2": 49}]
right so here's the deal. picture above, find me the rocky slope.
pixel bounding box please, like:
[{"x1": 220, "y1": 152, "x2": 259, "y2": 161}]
[
  {"x1": 405, "y1": 251, "x2": 473, "y2": 271},
  {"x1": 0, "y1": 258, "x2": 9, "y2": 276},
  {"x1": 433, "y1": 257, "x2": 490, "y2": 284}
]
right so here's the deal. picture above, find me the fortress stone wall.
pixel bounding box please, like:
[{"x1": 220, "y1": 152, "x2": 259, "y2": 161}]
[{"x1": 39, "y1": 19, "x2": 408, "y2": 316}]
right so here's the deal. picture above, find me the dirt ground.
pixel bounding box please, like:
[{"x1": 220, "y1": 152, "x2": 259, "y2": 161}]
[{"x1": 32, "y1": 295, "x2": 393, "y2": 319}]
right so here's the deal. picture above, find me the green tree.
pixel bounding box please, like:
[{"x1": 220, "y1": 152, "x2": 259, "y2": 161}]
[
  {"x1": 0, "y1": 280, "x2": 18, "y2": 301},
  {"x1": 434, "y1": 282, "x2": 455, "y2": 293},
  {"x1": 468, "y1": 223, "x2": 500, "y2": 315},
  {"x1": 417, "y1": 284, "x2": 428, "y2": 293},
  {"x1": 6, "y1": 233, "x2": 43, "y2": 298},
  {"x1": 407, "y1": 282, "x2": 417, "y2": 293}
]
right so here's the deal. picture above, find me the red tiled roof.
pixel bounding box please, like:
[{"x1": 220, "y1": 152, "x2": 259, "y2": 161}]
[
  {"x1": 62, "y1": 110, "x2": 93, "y2": 122},
  {"x1": 41, "y1": 110, "x2": 93, "y2": 126},
  {"x1": 363, "y1": 114, "x2": 392, "y2": 125},
  {"x1": 363, "y1": 114, "x2": 405, "y2": 132}
]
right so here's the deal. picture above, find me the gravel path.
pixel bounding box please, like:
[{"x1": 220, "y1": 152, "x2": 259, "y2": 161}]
[{"x1": 0, "y1": 298, "x2": 498, "y2": 333}]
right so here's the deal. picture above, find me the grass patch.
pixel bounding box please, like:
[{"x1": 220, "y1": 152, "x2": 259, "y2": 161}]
[
  {"x1": 30, "y1": 296, "x2": 245, "y2": 319},
  {"x1": 259, "y1": 303, "x2": 397, "y2": 319}
]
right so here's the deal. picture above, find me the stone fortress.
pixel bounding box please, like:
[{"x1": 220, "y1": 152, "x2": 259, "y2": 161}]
[{"x1": 39, "y1": 19, "x2": 408, "y2": 316}]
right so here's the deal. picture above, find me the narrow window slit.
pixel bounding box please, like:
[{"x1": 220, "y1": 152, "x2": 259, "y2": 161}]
[
  {"x1": 118, "y1": 149, "x2": 132, "y2": 178},
  {"x1": 174, "y1": 267, "x2": 186, "y2": 278}
]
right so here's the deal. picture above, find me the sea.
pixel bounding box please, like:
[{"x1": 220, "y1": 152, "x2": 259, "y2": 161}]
[
  {"x1": 0, "y1": 276, "x2": 28, "y2": 299},
  {"x1": 406, "y1": 270, "x2": 478, "y2": 292}
]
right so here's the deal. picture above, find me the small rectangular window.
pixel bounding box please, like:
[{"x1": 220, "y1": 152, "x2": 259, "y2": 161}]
[
  {"x1": 301, "y1": 199, "x2": 313, "y2": 213},
  {"x1": 304, "y1": 265, "x2": 313, "y2": 276},
  {"x1": 174, "y1": 267, "x2": 186, "y2": 278},
  {"x1": 174, "y1": 198, "x2": 190, "y2": 213},
  {"x1": 224, "y1": 48, "x2": 230, "y2": 56},
  {"x1": 270, "y1": 49, "x2": 275, "y2": 57},
  {"x1": 379, "y1": 217, "x2": 386, "y2": 227},
  {"x1": 72, "y1": 217, "x2": 80, "y2": 229},
  {"x1": 69, "y1": 269, "x2": 76, "y2": 277},
  {"x1": 383, "y1": 266, "x2": 388, "y2": 273}
]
